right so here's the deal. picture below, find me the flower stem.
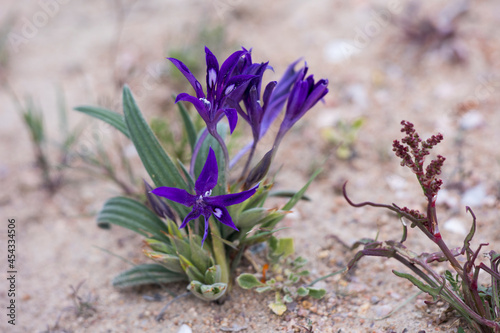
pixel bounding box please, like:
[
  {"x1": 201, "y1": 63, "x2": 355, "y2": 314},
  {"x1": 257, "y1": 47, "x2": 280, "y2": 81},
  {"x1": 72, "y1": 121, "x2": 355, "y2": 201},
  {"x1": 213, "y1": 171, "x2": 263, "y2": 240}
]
[
  {"x1": 240, "y1": 141, "x2": 257, "y2": 180},
  {"x1": 190, "y1": 128, "x2": 209, "y2": 177},
  {"x1": 209, "y1": 218, "x2": 229, "y2": 286},
  {"x1": 211, "y1": 130, "x2": 230, "y2": 175}
]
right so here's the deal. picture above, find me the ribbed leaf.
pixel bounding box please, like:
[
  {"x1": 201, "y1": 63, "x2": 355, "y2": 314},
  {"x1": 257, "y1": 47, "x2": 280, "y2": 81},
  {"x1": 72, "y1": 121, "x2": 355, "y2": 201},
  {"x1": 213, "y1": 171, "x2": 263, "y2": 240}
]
[
  {"x1": 112, "y1": 263, "x2": 186, "y2": 288},
  {"x1": 176, "y1": 99, "x2": 197, "y2": 153},
  {"x1": 122, "y1": 86, "x2": 189, "y2": 217},
  {"x1": 97, "y1": 196, "x2": 169, "y2": 242},
  {"x1": 74, "y1": 105, "x2": 130, "y2": 139}
]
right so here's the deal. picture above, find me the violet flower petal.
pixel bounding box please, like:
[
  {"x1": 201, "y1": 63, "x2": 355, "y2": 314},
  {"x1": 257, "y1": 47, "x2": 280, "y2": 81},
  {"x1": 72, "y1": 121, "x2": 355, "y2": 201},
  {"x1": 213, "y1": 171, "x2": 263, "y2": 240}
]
[
  {"x1": 218, "y1": 50, "x2": 247, "y2": 89},
  {"x1": 204, "y1": 184, "x2": 258, "y2": 207},
  {"x1": 205, "y1": 46, "x2": 219, "y2": 101},
  {"x1": 211, "y1": 205, "x2": 238, "y2": 230},
  {"x1": 175, "y1": 93, "x2": 209, "y2": 122},
  {"x1": 221, "y1": 108, "x2": 238, "y2": 134},
  {"x1": 179, "y1": 207, "x2": 202, "y2": 229},
  {"x1": 167, "y1": 57, "x2": 204, "y2": 99},
  {"x1": 195, "y1": 147, "x2": 218, "y2": 195},
  {"x1": 201, "y1": 215, "x2": 210, "y2": 245},
  {"x1": 260, "y1": 59, "x2": 303, "y2": 138},
  {"x1": 150, "y1": 187, "x2": 197, "y2": 207}
]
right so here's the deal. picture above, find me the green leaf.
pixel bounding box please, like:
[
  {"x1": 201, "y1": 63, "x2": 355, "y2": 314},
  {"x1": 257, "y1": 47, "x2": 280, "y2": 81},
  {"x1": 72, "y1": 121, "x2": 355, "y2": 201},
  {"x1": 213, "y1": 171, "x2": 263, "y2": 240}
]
[
  {"x1": 297, "y1": 287, "x2": 309, "y2": 296},
  {"x1": 188, "y1": 280, "x2": 228, "y2": 301},
  {"x1": 283, "y1": 294, "x2": 293, "y2": 303},
  {"x1": 241, "y1": 227, "x2": 290, "y2": 245},
  {"x1": 176, "y1": 99, "x2": 197, "y2": 153},
  {"x1": 177, "y1": 160, "x2": 195, "y2": 191},
  {"x1": 144, "y1": 239, "x2": 175, "y2": 254},
  {"x1": 307, "y1": 287, "x2": 326, "y2": 299},
  {"x1": 204, "y1": 265, "x2": 222, "y2": 285},
  {"x1": 97, "y1": 196, "x2": 169, "y2": 242},
  {"x1": 236, "y1": 273, "x2": 265, "y2": 289},
  {"x1": 236, "y1": 207, "x2": 269, "y2": 229},
  {"x1": 269, "y1": 301, "x2": 287, "y2": 315},
  {"x1": 74, "y1": 105, "x2": 130, "y2": 139},
  {"x1": 255, "y1": 286, "x2": 272, "y2": 293},
  {"x1": 269, "y1": 191, "x2": 311, "y2": 201},
  {"x1": 258, "y1": 169, "x2": 321, "y2": 231},
  {"x1": 143, "y1": 251, "x2": 184, "y2": 273},
  {"x1": 276, "y1": 238, "x2": 294, "y2": 258},
  {"x1": 179, "y1": 254, "x2": 205, "y2": 282},
  {"x1": 122, "y1": 86, "x2": 189, "y2": 217},
  {"x1": 189, "y1": 235, "x2": 213, "y2": 273},
  {"x1": 112, "y1": 263, "x2": 186, "y2": 288},
  {"x1": 282, "y1": 168, "x2": 321, "y2": 211}
]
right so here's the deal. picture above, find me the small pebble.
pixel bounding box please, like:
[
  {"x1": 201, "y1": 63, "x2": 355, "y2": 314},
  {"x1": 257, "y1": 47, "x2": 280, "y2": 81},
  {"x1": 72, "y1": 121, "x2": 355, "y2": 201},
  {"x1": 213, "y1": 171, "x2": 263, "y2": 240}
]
[
  {"x1": 177, "y1": 324, "x2": 192, "y2": 333},
  {"x1": 357, "y1": 302, "x2": 370, "y2": 315},
  {"x1": 374, "y1": 304, "x2": 393, "y2": 318}
]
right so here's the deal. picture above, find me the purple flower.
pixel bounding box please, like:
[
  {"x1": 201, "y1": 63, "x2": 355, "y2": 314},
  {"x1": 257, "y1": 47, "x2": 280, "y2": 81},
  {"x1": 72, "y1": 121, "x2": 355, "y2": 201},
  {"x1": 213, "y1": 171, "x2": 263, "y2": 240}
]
[
  {"x1": 168, "y1": 47, "x2": 255, "y2": 136},
  {"x1": 274, "y1": 65, "x2": 329, "y2": 148},
  {"x1": 151, "y1": 147, "x2": 258, "y2": 245},
  {"x1": 229, "y1": 62, "x2": 273, "y2": 143}
]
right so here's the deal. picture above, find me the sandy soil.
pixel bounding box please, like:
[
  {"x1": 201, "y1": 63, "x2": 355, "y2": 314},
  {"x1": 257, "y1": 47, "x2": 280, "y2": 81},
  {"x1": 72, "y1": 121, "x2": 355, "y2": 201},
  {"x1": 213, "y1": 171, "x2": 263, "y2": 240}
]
[{"x1": 2, "y1": 0, "x2": 500, "y2": 332}]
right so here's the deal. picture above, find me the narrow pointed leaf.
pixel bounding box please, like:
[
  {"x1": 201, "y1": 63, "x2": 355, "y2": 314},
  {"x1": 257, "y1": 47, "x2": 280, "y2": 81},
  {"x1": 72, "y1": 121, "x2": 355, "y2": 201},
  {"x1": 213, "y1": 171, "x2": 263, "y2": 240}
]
[
  {"x1": 236, "y1": 207, "x2": 268, "y2": 229},
  {"x1": 282, "y1": 168, "x2": 321, "y2": 211},
  {"x1": 97, "y1": 197, "x2": 169, "y2": 242},
  {"x1": 189, "y1": 235, "x2": 213, "y2": 273},
  {"x1": 122, "y1": 85, "x2": 189, "y2": 217},
  {"x1": 74, "y1": 105, "x2": 130, "y2": 139},
  {"x1": 143, "y1": 250, "x2": 184, "y2": 273},
  {"x1": 182, "y1": 262, "x2": 205, "y2": 282},
  {"x1": 112, "y1": 264, "x2": 187, "y2": 288},
  {"x1": 176, "y1": 98, "x2": 198, "y2": 152},
  {"x1": 269, "y1": 191, "x2": 311, "y2": 201},
  {"x1": 144, "y1": 238, "x2": 175, "y2": 254}
]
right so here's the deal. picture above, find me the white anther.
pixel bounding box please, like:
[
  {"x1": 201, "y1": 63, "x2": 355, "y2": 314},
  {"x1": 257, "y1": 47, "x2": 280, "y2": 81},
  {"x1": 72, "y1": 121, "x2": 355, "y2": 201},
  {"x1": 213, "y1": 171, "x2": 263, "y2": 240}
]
[{"x1": 199, "y1": 98, "x2": 211, "y2": 109}]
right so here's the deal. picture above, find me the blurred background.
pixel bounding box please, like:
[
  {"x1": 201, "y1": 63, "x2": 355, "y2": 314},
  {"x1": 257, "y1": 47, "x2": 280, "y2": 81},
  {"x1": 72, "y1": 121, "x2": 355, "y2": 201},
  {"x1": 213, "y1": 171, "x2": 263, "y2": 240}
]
[{"x1": 1, "y1": 0, "x2": 500, "y2": 332}]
